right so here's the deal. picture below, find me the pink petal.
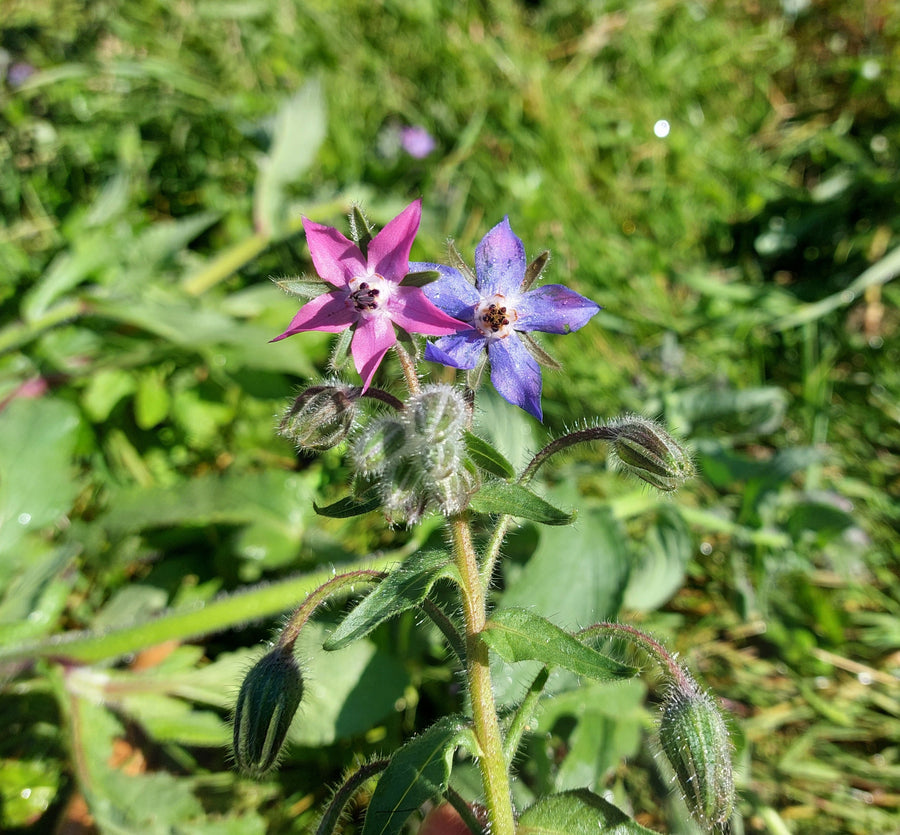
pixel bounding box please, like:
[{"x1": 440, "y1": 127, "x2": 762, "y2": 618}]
[
  {"x1": 388, "y1": 287, "x2": 469, "y2": 336},
  {"x1": 351, "y1": 315, "x2": 397, "y2": 390},
  {"x1": 367, "y1": 199, "x2": 421, "y2": 282},
  {"x1": 303, "y1": 218, "x2": 367, "y2": 288},
  {"x1": 270, "y1": 291, "x2": 356, "y2": 341}
]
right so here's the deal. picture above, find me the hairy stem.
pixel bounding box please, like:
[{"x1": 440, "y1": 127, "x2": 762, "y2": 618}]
[
  {"x1": 449, "y1": 515, "x2": 516, "y2": 835},
  {"x1": 278, "y1": 570, "x2": 385, "y2": 650},
  {"x1": 393, "y1": 341, "x2": 421, "y2": 395}
]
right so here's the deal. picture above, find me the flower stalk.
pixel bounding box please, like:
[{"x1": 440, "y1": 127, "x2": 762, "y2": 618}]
[{"x1": 449, "y1": 514, "x2": 516, "y2": 835}]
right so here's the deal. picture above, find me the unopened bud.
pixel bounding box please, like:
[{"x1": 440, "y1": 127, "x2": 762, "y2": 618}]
[
  {"x1": 381, "y1": 457, "x2": 427, "y2": 527},
  {"x1": 353, "y1": 418, "x2": 408, "y2": 475},
  {"x1": 658, "y1": 676, "x2": 734, "y2": 830},
  {"x1": 406, "y1": 384, "x2": 467, "y2": 446},
  {"x1": 429, "y1": 461, "x2": 480, "y2": 516},
  {"x1": 233, "y1": 645, "x2": 304, "y2": 778},
  {"x1": 279, "y1": 385, "x2": 357, "y2": 451},
  {"x1": 609, "y1": 416, "x2": 694, "y2": 491}
]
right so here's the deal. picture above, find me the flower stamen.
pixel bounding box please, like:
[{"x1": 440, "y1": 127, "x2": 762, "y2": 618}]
[
  {"x1": 476, "y1": 296, "x2": 516, "y2": 338},
  {"x1": 350, "y1": 278, "x2": 382, "y2": 311}
]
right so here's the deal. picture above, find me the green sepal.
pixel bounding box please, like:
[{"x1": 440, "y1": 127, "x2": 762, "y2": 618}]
[
  {"x1": 324, "y1": 550, "x2": 459, "y2": 650},
  {"x1": 464, "y1": 430, "x2": 515, "y2": 479},
  {"x1": 469, "y1": 481, "x2": 575, "y2": 525},
  {"x1": 361, "y1": 716, "x2": 472, "y2": 835},
  {"x1": 482, "y1": 608, "x2": 636, "y2": 682},
  {"x1": 349, "y1": 204, "x2": 376, "y2": 256},
  {"x1": 271, "y1": 275, "x2": 326, "y2": 299},
  {"x1": 522, "y1": 250, "x2": 550, "y2": 291},
  {"x1": 517, "y1": 789, "x2": 658, "y2": 834},
  {"x1": 313, "y1": 493, "x2": 382, "y2": 518},
  {"x1": 399, "y1": 269, "x2": 441, "y2": 288}
]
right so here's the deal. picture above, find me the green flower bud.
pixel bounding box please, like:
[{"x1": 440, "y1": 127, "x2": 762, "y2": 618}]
[
  {"x1": 353, "y1": 418, "x2": 408, "y2": 475},
  {"x1": 279, "y1": 385, "x2": 358, "y2": 451},
  {"x1": 429, "y1": 460, "x2": 481, "y2": 516},
  {"x1": 381, "y1": 456, "x2": 428, "y2": 527},
  {"x1": 406, "y1": 384, "x2": 467, "y2": 446},
  {"x1": 232, "y1": 645, "x2": 304, "y2": 778},
  {"x1": 658, "y1": 677, "x2": 735, "y2": 831},
  {"x1": 609, "y1": 416, "x2": 694, "y2": 491}
]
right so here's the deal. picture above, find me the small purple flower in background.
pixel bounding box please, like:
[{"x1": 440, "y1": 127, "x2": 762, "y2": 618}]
[
  {"x1": 272, "y1": 200, "x2": 466, "y2": 390},
  {"x1": 7, "y1": 62, "x2": 36, "y2": 88},
  {"x1": 412, "y1": 218, "x2": 600, "y2": 421},
  {"x1": 399, "y1": 126, "x2": 436, "y2": 159}
]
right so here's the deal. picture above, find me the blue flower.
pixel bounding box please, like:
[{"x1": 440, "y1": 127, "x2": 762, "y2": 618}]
[{"x1": 411, "y1": 217, "x2": 600, "y2": 421}]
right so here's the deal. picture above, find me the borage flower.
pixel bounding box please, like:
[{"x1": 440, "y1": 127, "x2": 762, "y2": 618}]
[
  {"x1": 412, "y1": 217, "x2": 600, "y2": 421},
  {"x1": 272, "y1": 200, "x2": 466, "y2": 389}
]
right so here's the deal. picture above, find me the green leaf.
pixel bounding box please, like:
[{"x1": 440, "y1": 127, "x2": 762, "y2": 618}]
[
  {"x1": 134, "y1": 369, "x2": 170, "y2": 429},
  {"x1": 517, "y1": 789, "x2": 658, "y2": 834},
  {"x1": 324, "y1": 550, "x2": 458, "y2": 650},
  {"x1": 482, "y1": 608, "x2": 636, "y2": 683},
  {"x1": 536, "y1": 680, "x2": 648, "y2": 791},
  {"x1": 469, "y1": 481, "x2": 575, "y2": 525},
  {"x1": 622, "y1": 505, "x2": 692, "y2": 612},
  {"x1": 0, "y1": 398, "x2": 82, "y2": 556},
  {"x1": 314, "y1": 493, "x2": 382, "y2": 518},
  {"x1": 254, "y1": 80, "x2": 327, "y2": 236},
  {"x1": 361, "y1": 716, "x2": 469, "y2": 835},
  {"x1": 500, "y1": 499, "x2": 630, "y2": 630},
  {"x1": 464, "y1": 430, "x2": 515, "y2": 479},
  {"x1": 292, "y1": 623, "x2": 410, "y2": 746}
]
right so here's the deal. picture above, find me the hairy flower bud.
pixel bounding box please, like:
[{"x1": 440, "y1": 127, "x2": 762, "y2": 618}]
[
  {"x1": 279, "y1": 385, "x2": 358, "y2": 451},
  {"x1": 429, "y1": 460, "x2": 481, "y2": 516},
  {"x1": 233, "y1": 645, "x2": 304, "y2": 778},
  {"x1": 406, "y1": 384, "x2": 468, "y2": 446},
  {"x1": 381, "y1": 456, "x2": 428, "y2": 527},
  {"x1": 608, "y1": 416, "x2": 694, "y2": 491},
  {"x1": 353, "y1": 418, "x2": 409, "y2": 476},
  {"x1": 658, "y1": 676, "x2": 734, "y2": 830}
]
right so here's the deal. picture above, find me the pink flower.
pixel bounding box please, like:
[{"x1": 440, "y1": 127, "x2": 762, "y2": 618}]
[{"x1": 272, "y1": 200, "x2": 465, "y2": 389}]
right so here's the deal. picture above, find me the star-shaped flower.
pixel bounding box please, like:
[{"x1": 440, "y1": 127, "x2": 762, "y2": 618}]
[
  {"x1": 411, "y1": 217, "x2": 600, "y2": 421},
  {"x1": 271, "y1": 200, "x2": 466, "y2": 389}
]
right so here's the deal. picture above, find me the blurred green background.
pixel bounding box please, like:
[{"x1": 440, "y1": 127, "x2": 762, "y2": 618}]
[{"x1": 1, "y1": 0, "x2": 898, "y2": 833}]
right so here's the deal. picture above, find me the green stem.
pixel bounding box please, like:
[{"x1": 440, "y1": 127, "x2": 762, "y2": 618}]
[
  {"x1": 502, "y1": 666, "x2": 549, "y2": 766},
  {"x1": 278, "y1": 569, "x2": 384, "y2": 649},
  {"x1": 0, "y1": 297, "x2": 86, "y2": 356},
  {"x1": 449, "y1": 515, "x2": 516, "y2": 835},
  {"x1": 393, "y1": 340, "x2": 421, "y2": 395},
  {"x1": 578, "y1": 621, "x2": 692, "y2": 691},
  {"x1": 0, "y1": 553, "x2": 403, "y2": 668}
]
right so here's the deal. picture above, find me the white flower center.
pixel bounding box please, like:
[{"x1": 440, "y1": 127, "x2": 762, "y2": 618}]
[
  {"x1": 474, "y1": 294, "x2": 518, "y2": 338},
  {"x1": 349, "y1": 274, "x2": 391, "y2": 316}
]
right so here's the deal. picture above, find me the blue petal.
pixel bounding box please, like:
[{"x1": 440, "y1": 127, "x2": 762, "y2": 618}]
[
  {"x1": 516, "y1": 285, "x2": 601, "y2": 334},
  {"x1": 474, "y1": 218, "x2": 526, "y2": 298},
  {"x1": 424, "y1": 331, "x2": 486, "y2": 370},
  {"x1": 487, "y1": 335, "x2": 543, "y2": 421},
  {"x1": 409, "y1": 262, "x2": 480, "y2": 319}
]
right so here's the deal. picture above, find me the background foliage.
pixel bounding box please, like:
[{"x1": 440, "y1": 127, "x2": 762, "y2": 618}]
[{"x1": 1, "y1": 0, "x2": 898, "y2": 832}]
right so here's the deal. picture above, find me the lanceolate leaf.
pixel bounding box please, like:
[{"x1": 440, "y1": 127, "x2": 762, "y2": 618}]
[
  {"x1": 517, "y1": 789, "x2": 658, "y2": 834},
  {"x1": 464, "y1": 431, "x2": 516, "y2": 479},
  {"x1": 324, "y1": 550, "x2": 459, "y2": 650},
  {"x1": 314, "y1": 493, "x2": 382, "y2": 518},
  {"x1": 469, "y1": 481, "x2": 574, "y2": 525},
  {"x1": 481, "y1": 608, "x2": 636, "y2": 683},
  {"x1": 361, "y1": 716, "x2": 471, "y2": 835}
]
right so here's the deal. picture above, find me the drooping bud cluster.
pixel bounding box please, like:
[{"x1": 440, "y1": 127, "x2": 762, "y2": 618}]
[
  {"x1": 658, "y1": 672, "x2": 735, "y2": 831},
  {"x1": 352, "y1": 384, "x2": 478, "y2": 525},
  {"x1": 232, "y1": 644, "x2": 305, "y2": 778},
  {"x1": 278, "y1": 383, "x2": 359, "y2": 452},
  {"x1": 607, "y1": 416, "x2": 694, "y2": 491}
]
